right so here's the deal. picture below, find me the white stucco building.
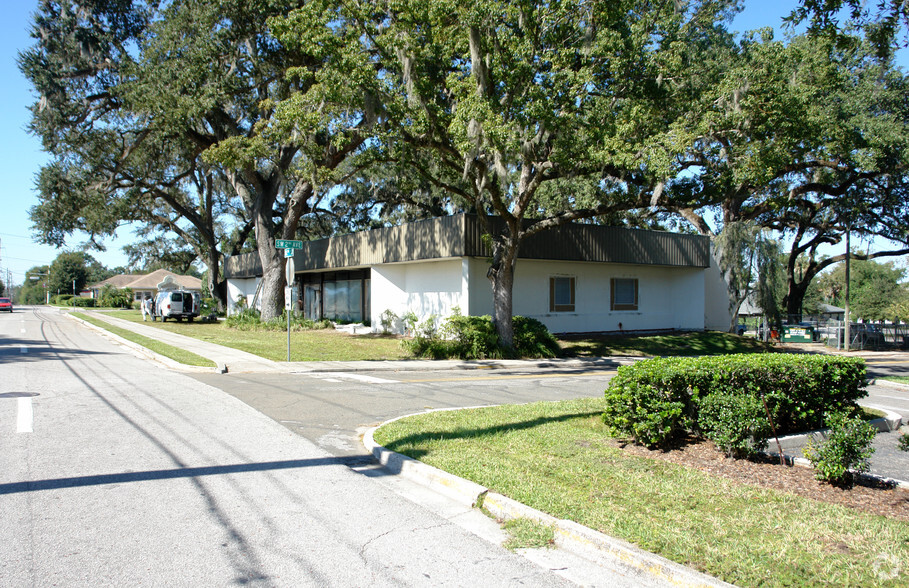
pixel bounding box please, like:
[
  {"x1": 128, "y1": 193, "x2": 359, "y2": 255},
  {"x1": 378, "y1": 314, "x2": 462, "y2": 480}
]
[{"x1": 225, "y1": 214, "x2": 732, "y2": 334}]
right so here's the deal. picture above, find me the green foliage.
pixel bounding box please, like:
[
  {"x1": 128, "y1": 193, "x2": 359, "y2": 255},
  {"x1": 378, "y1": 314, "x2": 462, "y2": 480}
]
[
  {"x1": 696, "y1": 391, "x2": 771, "y2": 457},
  {"x1": 813, "y1": 258, "x2": 909, "y2": 321},
  {"x1": 401, "y1": 311, "x2": 419, "y2": 336},
  {"x1": 48, "y1": 251, "x2": 91, "y2": 295},
  {"x1": 804, "y1": 412, "x2": 877, "y2": 486},
  {"x1": 512, "y1": 317, "x2": 562, "y2": 359},
  {"x1": 379, "y1": 309, "x2": 398, "y2": 334},
  {"x1": 403, "y1": 311, "x2": 561, "y2": 360},
  {"x1": 55, "y1": 294, "x2": 96, "y2": 308},
  {"x1": 99, "y1": 285, "x2": 133, "y2": 308},
  {"x1": 224, "y1": 309, "x2": 332, "y2": 332},
  {"x1": 602, "y1": 354, "x2": 867, "y2": 451},
  {"x1": 898, "y1": 432, "x2": 909, "y2": 452},
  {"x1": 501, "y1": 518, "x2": 555, "y2": 551}
]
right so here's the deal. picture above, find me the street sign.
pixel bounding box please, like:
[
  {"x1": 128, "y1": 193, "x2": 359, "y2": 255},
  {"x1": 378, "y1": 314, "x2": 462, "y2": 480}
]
[
  {"x1": 284, "y1": 287, "x2": 293, "y2": 310},
  {"x1": 284, "y1": 247, "x2": 294, "y2": 258},
  {"x1": 285, "y1": 258, "x2": 295, "y2": 283},
  {"x1": 276, "y1": 239, "x2": 303, "y2": 250}
]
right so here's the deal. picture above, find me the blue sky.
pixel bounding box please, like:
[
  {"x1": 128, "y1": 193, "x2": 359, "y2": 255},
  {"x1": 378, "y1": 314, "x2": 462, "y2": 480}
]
[{"x1": 0, "y1": 1, "x2": 904, "y2": 289}]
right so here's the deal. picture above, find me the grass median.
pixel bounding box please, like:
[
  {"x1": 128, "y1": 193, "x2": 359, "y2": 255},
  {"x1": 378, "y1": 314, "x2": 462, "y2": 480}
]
[
  {"x1": 373, "y1": 398, "x2": 909, "y2": 587},
  {"x1": 73, "y1": 312, "x2": 216, "y2": 368}
]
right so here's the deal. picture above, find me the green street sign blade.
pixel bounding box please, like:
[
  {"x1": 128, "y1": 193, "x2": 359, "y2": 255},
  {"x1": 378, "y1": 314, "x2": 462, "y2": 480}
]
[{"x1": 275, "y1": 239, "x2": 303, "y2": 250}]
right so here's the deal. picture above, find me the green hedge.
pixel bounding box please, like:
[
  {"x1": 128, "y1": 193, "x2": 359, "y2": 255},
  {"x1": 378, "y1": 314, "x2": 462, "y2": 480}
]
[
  {"x1": 54, "y1": 294, "x2": 96, "y2": 308},
  {"x1": 602, "y1": 354, "x2": 867, "y2": 454}
]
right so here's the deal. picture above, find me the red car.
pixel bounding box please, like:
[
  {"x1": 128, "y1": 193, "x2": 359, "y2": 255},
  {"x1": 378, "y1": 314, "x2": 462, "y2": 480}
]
[{"x1": 0, "y1": 298, "x2": 12, "y2": 312}]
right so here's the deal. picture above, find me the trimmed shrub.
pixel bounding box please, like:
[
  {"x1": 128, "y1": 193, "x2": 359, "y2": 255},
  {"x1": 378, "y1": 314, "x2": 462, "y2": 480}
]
[
  {"x1": 804, "y1": 411, "x2": 876, "y2": 486},
  {"x1": 56, "y1": 294, "x2": 97, "y2": 308},
  {"x1": 602, "y1": 354, "x2": 867, "y2": 450},
  {"x1": 696, "y1": 390, "x2": 771, "y2": 457}
]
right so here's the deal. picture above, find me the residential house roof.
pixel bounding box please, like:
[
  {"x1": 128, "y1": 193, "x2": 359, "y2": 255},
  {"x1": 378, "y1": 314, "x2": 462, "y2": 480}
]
[{"x1": 88, "y1": 269, "x2": 202, "y2": 292}]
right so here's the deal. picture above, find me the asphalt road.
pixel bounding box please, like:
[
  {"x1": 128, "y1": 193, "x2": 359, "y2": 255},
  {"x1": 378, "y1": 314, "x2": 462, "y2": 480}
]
[
  {"x1": 1, "y1": 307, "x2": 598, "y2": 587},
  {"x1": 190, "y1": 367, "x2": 615, "y2": 459},
  {"x1": 190, "y1": 362, "x2": 909, "y2": 483}
]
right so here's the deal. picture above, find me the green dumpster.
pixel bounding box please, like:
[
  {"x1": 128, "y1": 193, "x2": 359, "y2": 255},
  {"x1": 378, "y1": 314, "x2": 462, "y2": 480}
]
[{"x1": 783, "y1": 325, "x2": 814, "y2": 343}]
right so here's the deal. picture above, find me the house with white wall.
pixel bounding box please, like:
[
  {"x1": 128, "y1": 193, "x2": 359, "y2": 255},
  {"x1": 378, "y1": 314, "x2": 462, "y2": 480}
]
[{"x1": 224, "y1": 214, "x2": 732, "y2": 334}]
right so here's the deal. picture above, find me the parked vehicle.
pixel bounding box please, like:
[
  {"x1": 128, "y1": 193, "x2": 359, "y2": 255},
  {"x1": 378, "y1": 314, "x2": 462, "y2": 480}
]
[
  {"x1": 154, "y1": 290, "x2": 200, "y2": 322},
  {"x1": 0, "y1": 297, "x2": 12, "y2": 312}
]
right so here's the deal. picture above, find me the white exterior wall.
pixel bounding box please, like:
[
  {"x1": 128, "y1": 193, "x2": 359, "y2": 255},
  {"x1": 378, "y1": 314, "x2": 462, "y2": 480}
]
[
  {"x1": 508, "y1": 259, "x2": 705, "y2": 333},
  {"x1": 368, "y1": 257, "x2": 707, "y2": 334},
  {"x1": 225, "y1": 277, "x2": 261, "y2": 316},
  {"x1": 370, "y1": 259, "x2": 466, "y2": 332},
  {"x1": 703, "y1": 247, "x2": 734, "y2": 331}
]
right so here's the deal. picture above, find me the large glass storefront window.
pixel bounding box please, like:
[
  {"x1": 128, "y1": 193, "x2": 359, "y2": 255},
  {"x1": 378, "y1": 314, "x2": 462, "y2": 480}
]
[{"x1": 300, "y1": 270, "x2": 370, "y2": 323}]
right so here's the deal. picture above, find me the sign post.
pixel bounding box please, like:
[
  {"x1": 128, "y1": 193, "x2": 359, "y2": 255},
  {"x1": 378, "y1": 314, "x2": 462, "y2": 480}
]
[
  {"x1": 284, "y1": 257, "x2": 296, "y2": 362},
  {"x1": 276, "y1": 240, "x2": 302, "y2": 362}
]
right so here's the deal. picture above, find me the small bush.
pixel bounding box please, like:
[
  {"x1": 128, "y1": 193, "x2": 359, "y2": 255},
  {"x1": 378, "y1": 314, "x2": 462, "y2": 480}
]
[
  {"x1": 804, "y1": 411, "x2": 877, "y2": 486},
  {"x1": 512, "y1": 316, "x2": 561, "y2": 358},
  {"x1": 402, "y1": 310, "x2": 419, "y2": 336},
  {"x1": 379, "y1": 309, "x2": 398, "y2": 334},
  {"x1": 899, "y1": 432, "x2": 909, "y2": 452},
  {"x1": 98, "y1": 285, "x2": 133, "y2": 308}
]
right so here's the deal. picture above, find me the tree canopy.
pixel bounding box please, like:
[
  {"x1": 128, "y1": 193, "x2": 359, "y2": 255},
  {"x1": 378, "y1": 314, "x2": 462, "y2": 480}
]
[{"x1": 20, "y1": 0, "x2": 909, "y2": 335}]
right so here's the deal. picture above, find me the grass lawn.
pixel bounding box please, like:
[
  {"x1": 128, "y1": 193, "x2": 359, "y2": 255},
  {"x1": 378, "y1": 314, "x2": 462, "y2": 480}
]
[
  {"x1": 100, "y1": 309, "x2": 771, "y2": 362},
  {"x1": 103, "y1": 310, "x2": 407, "y2": 361},
  {"x1": 373, "y1": 398, "x2": 909, "y2": 587},
  {"x1": 882, "y1": 376, "x2": 909, "y2": 385},
  {"x1": 557, "y1": 330, "x2": 771, "y2": 357},
  {"x1": 73, "y1": 312, "x2": 216, "y2": 367}
]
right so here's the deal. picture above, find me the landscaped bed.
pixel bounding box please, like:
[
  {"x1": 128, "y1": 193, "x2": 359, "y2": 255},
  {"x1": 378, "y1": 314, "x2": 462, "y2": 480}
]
[{"x1": 373, "y1": 398, "x2": 909, "y2": 587}]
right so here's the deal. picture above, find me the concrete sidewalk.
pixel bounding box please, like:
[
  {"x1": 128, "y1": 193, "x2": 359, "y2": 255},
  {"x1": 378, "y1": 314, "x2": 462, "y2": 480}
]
[{"x1": 71, "y1": 308, "x2": 638, "y2": 374}]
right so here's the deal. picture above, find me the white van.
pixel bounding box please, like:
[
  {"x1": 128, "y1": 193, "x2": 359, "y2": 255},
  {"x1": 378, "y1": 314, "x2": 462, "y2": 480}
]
[{"x1": 154, "y1": 290, "x2": 200, "y2": 322}]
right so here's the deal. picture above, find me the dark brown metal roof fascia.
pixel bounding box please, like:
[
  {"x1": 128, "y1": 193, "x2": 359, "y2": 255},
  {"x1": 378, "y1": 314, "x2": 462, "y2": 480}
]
[
  {"x1": 464, "y1": 215, "x2": 709, "y2": 268},
  {"x1": 223, "y1": 214, "x2": 709, "y2": 278}
]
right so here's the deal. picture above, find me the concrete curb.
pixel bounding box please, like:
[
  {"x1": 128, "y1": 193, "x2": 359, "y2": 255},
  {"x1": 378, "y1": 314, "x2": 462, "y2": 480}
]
[
  {"x1": 773, "y1": 454, "x2": 909, "y2": 492},
  {"x1": 363, "y1": 415, "x2": 732, "y2": 588},
  {"x1": 64, "y1": 311, "x2": 218, "y2": 374},
  {"x1": 870, "y1": 378, "x2": 909, "y2": 391},
  {"x1": 763, "y1": 408, "x2": 909, "y2": 491},
  {"x1": 774, "y1": 409, "x2": 904, "y2": 451}
]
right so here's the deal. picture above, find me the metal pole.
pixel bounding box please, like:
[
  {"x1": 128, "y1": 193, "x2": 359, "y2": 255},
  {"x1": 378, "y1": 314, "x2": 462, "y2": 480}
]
[{"x1": 844, "y1": 227, "x2": 851, "y2": 352}]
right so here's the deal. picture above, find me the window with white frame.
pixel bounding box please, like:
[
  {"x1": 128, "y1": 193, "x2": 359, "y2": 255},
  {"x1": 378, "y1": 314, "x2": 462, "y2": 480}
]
[
  {"x1": 610, "y1": 278, "x2": 638, "y2": 311},
  {"x1": 549, "y1": 276, "x2": 575, "y2": 312}
]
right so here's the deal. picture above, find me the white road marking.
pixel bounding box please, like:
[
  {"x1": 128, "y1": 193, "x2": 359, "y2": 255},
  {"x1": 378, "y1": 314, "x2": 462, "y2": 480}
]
[
  {"x1": 17, "y1": 397, "x2": 33, "y2": 433},
  {"x1": 306, "y1": 372, "x2": 398, "y2": 384},
  {"x1": 877, "y1": 395, "x2": 909, "y2": 401},
  {"x1": 20, "y1": 329, "x2": 26, "y2": 334}
]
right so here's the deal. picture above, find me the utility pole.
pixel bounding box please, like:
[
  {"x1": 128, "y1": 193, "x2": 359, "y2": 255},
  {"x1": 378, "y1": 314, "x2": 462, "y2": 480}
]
[{"x1": 844, "y1": 227, "x2": 851, "y2": 352}]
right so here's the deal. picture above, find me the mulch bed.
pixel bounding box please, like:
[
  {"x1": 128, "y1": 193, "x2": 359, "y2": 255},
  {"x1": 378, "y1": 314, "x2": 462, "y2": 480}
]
[{"x1": 611, "y1": 438, "x2": 909, "y2": 522}]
